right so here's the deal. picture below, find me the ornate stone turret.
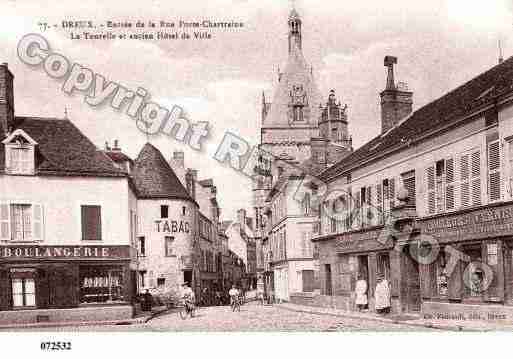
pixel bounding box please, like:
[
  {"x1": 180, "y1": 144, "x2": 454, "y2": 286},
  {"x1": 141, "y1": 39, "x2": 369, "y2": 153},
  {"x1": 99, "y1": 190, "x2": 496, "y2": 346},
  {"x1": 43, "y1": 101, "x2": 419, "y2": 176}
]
[{"x1": 318, "y1": 90, "x2": 352, "y2": 150}]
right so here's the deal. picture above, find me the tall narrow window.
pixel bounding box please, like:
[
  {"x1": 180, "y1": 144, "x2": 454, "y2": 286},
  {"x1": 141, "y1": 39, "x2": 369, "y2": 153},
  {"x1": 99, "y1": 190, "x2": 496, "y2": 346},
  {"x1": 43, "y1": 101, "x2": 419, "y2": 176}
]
[
  {"x1": 445, "y1": 159, "x2": 455, "y2": 210},
  {"x1": 401, "y1": 170, "x2": 416, "y2": 206},
  {"x1": 471, "y1": 149, "x2": 482, "y2": 205},
  {"x1": 460, "y1": 154, "x2": 470, "y2": 207},
  {"x1": 165, "y1": 236, "x2": 174, "y2": 257},
  {"x1": 488, "y1": 140, "x2": 501, "y2": 202},
  {"x1": 426, "y1": 166, "x2": 436, "y2": 214},
  {"x1": 435, "y1": 160, "x2": 445, "y2": 212},
  {"x1": 160, "y1": 205, "x2": 169, "y2": 219},
  {"x1": 81, "y1": 205, "x2": 102, "y2": 241},
  {"x1": 11, "y1": 204, "x2": 31, "y2": 241},
  {"x1": 138, "y1": 236, "x2": 146, "y2": 257}
]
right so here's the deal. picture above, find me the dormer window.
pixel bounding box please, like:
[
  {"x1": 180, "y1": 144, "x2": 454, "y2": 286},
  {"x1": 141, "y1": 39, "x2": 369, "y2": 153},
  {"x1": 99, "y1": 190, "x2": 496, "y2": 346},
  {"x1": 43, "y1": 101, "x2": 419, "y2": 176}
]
[{"x1": 2, "y1": 129, "x2": 37, "y2": 175}]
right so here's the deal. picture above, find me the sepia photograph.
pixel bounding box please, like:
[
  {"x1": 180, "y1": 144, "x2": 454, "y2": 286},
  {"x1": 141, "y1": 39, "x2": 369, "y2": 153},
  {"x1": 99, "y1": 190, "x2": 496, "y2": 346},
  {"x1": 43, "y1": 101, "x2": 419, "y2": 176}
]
[{"x1": 1, "y1": 0, "x2": 513, "y2": 356}]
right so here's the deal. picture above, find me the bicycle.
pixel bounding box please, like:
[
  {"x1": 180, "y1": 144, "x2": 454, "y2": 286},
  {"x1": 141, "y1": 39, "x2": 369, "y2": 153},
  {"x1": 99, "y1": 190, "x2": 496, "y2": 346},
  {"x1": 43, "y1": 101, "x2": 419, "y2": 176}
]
[
  {"x1": 230, "y1": 295, "x2": 241, "y2": 312},
  {"x1": 178, "y1": 299, "x2": 196, "y2": 319}
]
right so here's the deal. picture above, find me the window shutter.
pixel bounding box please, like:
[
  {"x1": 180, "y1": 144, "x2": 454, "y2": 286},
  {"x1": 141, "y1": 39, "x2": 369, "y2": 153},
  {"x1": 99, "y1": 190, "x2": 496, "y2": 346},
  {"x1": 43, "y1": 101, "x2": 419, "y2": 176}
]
[
  {"x1": 460, "y1": 154, "x2": 470, "y2": 207},
  {"x1": 32, "y1": 204, "x2": 43, "y2": 241},
  {"x1": 426, "y1": 166, "x2": 435, "y2": 214},
  {"x1": 389, "y1": 177, "x2": 395, "y2": 208},
  {"x1": 0, "y1": 203, "x2": 10, "y2": 240},
  {"x1": 445, "y1": 158, "x2": 455, "y2": 210},
  {"x1": 354, "y1": 191, "x2": 361, "y2": 229},
  {"x1": 471, "y1": 150, "x2": 482, "y2": 205},
  {"x1": 376, "y1": 183, "x2": 383, "y2": 225},
  {"x1": 488, "y1": 140, "x2": 501, "y2": 202},
  {"x1": 81, "y1": 205, "x2": 102, "y2": 241}
]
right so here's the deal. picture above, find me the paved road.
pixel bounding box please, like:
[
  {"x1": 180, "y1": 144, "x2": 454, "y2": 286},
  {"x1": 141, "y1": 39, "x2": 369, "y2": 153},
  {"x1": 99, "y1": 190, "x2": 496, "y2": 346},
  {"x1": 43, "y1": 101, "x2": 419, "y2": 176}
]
[{"x1": 2, "y1": 302, "x2": 434, "y2": 332}]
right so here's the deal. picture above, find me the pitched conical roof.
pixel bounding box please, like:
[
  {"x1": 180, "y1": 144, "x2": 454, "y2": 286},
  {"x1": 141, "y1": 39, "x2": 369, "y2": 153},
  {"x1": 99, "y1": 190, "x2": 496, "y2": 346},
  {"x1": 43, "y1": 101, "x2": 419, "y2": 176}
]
[
  {"x1": 264, "y1": 36, "x2": 322, "y2": 127},
  {"x1": 133, "y1": 143, "x2": 194, "y2": 202}
]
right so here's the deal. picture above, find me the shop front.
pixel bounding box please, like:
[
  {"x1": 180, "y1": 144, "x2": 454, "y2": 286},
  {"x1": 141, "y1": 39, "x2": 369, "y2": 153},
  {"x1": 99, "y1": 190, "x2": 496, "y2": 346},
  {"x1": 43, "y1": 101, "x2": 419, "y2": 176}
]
[
  {"x1": 0, "y1": 245, "x2": 136, "y2": 325},
  {"x1": 418, "y1": 202, "x2": 513, "y2": 322}
]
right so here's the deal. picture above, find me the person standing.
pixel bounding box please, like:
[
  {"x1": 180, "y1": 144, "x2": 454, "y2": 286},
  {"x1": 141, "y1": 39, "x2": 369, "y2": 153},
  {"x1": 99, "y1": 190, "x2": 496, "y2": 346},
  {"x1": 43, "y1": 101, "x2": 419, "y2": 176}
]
[
  {"x1": 355, "y1": 276, "x2": 368, "y2": 311},
  {"x1": 375, "y1": 275, "x2": 391, "y2": 314},
  {"x1": 142, "y1": 289, "x2": 153, "y2": 312}
]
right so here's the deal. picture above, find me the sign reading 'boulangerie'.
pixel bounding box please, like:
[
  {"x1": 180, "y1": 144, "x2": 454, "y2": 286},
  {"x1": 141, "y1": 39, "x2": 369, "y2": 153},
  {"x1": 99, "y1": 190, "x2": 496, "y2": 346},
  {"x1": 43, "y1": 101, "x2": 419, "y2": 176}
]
[{"x1": 0, "y1": 246, "x2": 129, "y2": 259}]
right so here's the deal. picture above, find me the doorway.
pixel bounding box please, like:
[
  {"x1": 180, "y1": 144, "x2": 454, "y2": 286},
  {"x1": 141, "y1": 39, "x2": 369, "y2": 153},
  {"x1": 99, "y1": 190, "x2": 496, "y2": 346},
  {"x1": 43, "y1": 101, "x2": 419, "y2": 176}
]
[
  {"x1": 403, "y1": 246, "x2": 421, "y2": 312},
  {"x1": 183, "y1": 270, "x2": 192, "y2": 286},
  {"x1": 324, "y1": 264, "x2": 332, "y2": 295}
]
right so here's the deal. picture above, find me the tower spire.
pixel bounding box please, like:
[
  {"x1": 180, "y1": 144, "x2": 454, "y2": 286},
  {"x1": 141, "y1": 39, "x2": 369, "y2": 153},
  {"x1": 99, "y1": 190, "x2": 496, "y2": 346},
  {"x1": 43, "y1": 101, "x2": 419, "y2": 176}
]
[{"x1": 288, "y1": 3, "x2": 302, "y2": 54}]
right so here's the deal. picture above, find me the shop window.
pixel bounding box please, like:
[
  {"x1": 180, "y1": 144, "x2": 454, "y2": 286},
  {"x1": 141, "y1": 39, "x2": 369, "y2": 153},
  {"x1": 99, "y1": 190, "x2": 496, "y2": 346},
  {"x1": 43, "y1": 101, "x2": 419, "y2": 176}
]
[
  {"x1": 80, "y1": 266, "x2": 124, "y2": 303},
  {"x1": 81, "y1": 205, "x2": 102, "y2": 241},
  {"x1": 165, "y1": 236, "x2": 175, "y2": 257},
  {"x1": 160, "y1": 205, "x2": 169, "y2": 219},
  {"x1": 138, "y1": 236, "x2": 146, "y2": 257},
  {"x1": 11, "y1": 274, "x2": 36, "y2": 308},
  {"x1": 377, "y1": 253, "x2": 390, "y2": 281},
  {"x1": 157, "y1": 278, "x2": 165, "y2": 287}
]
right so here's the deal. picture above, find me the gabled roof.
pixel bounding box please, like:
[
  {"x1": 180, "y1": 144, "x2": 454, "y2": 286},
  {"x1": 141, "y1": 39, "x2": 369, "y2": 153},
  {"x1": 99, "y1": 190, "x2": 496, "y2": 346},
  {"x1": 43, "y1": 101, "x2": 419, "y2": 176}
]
[
  {"x1": 132, "y1": 142, "x2": 195, "y2": 202},
  {"x1": 321, "y1": 56, "x2": 513, "y2": 181},
  {"x1": 0, "y1": 117, "x2": 125, "y2": 177}
]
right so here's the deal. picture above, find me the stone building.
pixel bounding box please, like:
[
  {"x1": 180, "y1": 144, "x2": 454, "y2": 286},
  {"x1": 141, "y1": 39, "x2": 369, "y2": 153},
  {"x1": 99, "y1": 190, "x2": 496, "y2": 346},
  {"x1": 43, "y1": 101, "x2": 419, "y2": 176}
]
[
  {"x1": 0, "y1": 63, "x2": 137, "y2": 324},
  {"x1": 253, "y1": 8, "x2": 352, "y2": 302},
  {"x1": 309, "y1": 54, "x2": 513, "y2": 321}
]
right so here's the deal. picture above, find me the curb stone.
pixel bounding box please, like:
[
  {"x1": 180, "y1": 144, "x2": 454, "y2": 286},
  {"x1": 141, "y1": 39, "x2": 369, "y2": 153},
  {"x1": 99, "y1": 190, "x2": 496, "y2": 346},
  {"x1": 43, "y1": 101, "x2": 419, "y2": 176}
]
[{"x1": 277, "y1": 304, "x2": 483, "y2": 331}]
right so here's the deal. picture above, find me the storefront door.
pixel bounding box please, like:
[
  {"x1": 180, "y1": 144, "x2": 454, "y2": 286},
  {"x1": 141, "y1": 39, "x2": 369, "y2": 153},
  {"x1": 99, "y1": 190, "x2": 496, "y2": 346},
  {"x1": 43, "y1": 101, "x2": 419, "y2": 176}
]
[{"x1": 404, "y1": 246, "x2": 421, "y2": 312}]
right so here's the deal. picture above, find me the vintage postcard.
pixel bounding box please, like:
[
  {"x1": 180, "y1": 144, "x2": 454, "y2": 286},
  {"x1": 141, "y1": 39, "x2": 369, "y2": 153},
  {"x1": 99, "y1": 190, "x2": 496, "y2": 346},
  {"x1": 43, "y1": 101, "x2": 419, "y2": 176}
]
[{"x1": 1, "y1": 0, "x2": 513, "y2": 354}]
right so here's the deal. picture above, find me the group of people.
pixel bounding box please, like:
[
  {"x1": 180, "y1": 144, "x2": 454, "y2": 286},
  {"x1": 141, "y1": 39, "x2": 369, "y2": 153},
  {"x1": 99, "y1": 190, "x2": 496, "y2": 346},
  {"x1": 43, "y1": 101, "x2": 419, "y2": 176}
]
[{"x1": 355, "y1": 274, "x2": 391, "y2": 314}]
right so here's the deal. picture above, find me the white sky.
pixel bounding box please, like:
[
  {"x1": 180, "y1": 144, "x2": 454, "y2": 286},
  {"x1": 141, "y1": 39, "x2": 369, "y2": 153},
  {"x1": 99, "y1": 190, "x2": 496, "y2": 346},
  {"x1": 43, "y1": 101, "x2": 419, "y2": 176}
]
[{"x1": 1, "y1": 0, "x2": 512, "y2": 220}]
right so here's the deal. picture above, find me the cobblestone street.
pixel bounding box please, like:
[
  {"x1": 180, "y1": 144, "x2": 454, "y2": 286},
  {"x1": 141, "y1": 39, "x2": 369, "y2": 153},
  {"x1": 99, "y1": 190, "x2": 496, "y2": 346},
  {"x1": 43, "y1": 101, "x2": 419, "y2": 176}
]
[{"x1": 2, "y1": 302, "x2": 435, "y2": 332}]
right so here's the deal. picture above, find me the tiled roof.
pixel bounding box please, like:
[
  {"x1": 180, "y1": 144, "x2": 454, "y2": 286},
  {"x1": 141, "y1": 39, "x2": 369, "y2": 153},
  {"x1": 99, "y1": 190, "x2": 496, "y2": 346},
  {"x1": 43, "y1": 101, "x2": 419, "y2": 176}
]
[
  {"x1": 104, "y1": 150, "x2": 133, "y2": 163},
  {"x1": 321, "y1": 56, "x2": 513, "y2": 181},
  {"x1": 132, "y1": 142, "x2": 195, "y2": 202},
  {"x1": 0, "y1": 117, "x2": 125, "y2": 177}
]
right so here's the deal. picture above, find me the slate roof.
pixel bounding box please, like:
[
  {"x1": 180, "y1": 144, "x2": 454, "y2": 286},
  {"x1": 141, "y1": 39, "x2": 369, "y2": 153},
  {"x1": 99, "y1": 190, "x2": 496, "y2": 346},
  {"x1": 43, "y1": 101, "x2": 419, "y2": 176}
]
[
  {"x1": 320, "y1": 56, "x2": 513, "y2": 181},
  {"x1": 132, "y1": 142, "x2": 195, "y2": 202},
  {"x1": 0, "y1": 117, "x2": 125, "y2": 177}
]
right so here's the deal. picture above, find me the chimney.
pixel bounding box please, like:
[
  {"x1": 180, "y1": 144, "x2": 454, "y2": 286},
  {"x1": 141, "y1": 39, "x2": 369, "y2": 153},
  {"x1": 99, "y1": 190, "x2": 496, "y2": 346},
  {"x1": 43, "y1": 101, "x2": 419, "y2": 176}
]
[
  {"x1": 237, "y1": 209, "x2": 246, "y2": 227},
  {"x1": 173, "y1": 151, "x2": 185, "y2": 168},
  {"x1": 112, "y1": 139, "x2": 120, "y2": 151},
  {"x1": 0, "y1": 63, "x2": 15, "y2": 137},
  {"x1": 380, "y1": 56, "x2": 413, "y2": 134},
  {"x1": 310, "y1": 137, "x2": 328, "y2": 166},
  {"x1": 185, "y1": 169, "x2": 197, "y2": 200}
]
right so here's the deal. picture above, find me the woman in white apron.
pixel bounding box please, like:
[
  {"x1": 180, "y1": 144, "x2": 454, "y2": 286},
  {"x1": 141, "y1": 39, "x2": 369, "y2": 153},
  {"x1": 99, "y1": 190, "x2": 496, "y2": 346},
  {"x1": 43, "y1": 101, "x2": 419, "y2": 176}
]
[{"x1": 355, "y1": 276, "x2": 368, "y2": 311}]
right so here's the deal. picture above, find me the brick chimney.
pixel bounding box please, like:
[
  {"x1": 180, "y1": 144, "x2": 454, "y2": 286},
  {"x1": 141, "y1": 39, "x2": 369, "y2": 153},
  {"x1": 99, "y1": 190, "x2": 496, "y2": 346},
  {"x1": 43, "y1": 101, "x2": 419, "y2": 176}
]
[
  {"x1": 0, "y1": 63, "x2": 15, "y2": 137},
  {"x1": 380, "y1": 56, "x2": 413, "y2": 134},
  {"x1": 185, "y1": 169, "x2": 197, "y2": 200}
]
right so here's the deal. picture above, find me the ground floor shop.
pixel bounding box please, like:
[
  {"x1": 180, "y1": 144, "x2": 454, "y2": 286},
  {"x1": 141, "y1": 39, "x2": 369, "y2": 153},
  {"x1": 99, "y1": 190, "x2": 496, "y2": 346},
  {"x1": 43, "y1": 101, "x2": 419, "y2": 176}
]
[
  {"x1": 309, "y1": 202, "x2": 513, "y2": 323},
  {"x1": 0, "y1": 245, "x2": 136, "y2": 324},
  {"x1": 271, "y1": 259, "x2": 318, "y2": 302}
]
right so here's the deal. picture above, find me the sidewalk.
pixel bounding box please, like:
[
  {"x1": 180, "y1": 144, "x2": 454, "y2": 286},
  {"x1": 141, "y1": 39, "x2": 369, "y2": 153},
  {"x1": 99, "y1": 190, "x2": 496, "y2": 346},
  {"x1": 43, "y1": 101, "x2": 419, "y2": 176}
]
[
  {"x1": 278, "y1": 303, "x2": 513, "y2": 331},
  {"x1": 0, "y1": 305, "x2": 169, "y2": 330}
]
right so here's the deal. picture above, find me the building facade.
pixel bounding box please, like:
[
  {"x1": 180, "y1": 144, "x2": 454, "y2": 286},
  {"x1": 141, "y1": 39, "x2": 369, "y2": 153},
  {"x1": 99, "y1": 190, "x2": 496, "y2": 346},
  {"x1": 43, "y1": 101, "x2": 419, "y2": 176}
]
[
  {"x1": 310, "y1": 55, "x2": 513, "y2": 320},
  {"x1": 0, "y1": 63, "x2": 138, "y2": 324}
]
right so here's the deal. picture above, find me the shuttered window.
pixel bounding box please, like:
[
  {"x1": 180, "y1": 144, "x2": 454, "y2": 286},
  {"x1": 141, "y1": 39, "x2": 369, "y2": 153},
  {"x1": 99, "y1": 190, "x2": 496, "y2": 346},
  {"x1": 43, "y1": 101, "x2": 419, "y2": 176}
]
[
  {"x1": 426, "y1": 166, "x2": 435, "y2": 214},
  {"x1": 81, "y1": 205, "x2": 102, "y2": 241},
  {"x1": 376, "y1": 182, "x2": 383, "y2": 224},
  {"x1": 0, "y1": 203, "x2": 43, "y2": 241},
  {"x1": 488, "y1": 140, "x2": 501, "y2": 202},
  {"x1": 471, "y1": 150, "x2": 482, "y2": 205},
  {"x1": 460, "y1": 154, "x2": 470, "y2": 207},
  {"x1": 445, "y1": 158, "x2": 456, "y2": 210},
  {"x1": 401, "y1": 170, "x2": 416, "y2": 206}
]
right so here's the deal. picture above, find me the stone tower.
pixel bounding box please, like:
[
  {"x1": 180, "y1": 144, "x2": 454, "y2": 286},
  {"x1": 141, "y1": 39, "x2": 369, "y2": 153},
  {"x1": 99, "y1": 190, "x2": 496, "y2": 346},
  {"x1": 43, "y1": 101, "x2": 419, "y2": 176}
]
[
  {"x1": 318, "y1": 89, "x2": 352, "y2": 150},
  {"x1": 259, "y1": 7, "x2": 322, "y2": 164}
]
